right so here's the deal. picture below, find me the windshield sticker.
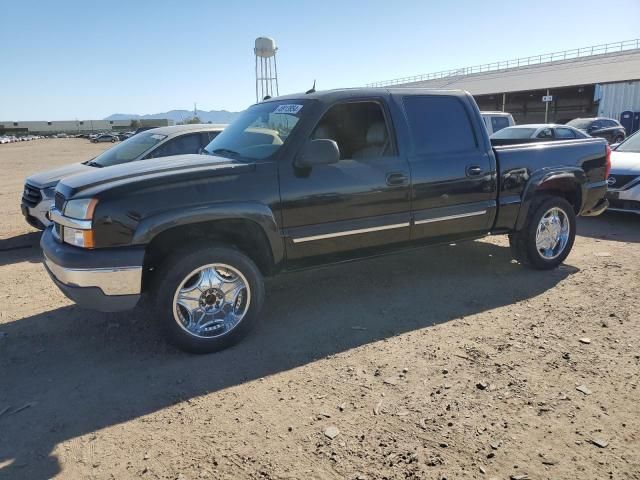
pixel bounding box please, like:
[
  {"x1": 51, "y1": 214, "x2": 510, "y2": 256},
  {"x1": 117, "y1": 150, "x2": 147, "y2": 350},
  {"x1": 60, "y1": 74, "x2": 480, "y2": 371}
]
[
  {"x1": 150, "y1": 134, "x2": 167, "y2": 140},
  {"x1": 273, "y1": 104, "x2": 303, "y2": 115}
]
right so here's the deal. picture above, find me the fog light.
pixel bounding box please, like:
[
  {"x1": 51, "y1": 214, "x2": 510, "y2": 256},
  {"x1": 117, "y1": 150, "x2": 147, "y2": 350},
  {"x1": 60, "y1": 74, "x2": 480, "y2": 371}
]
[{"x1": 63, "y1": 227, "x2": 95, "y2": 248}]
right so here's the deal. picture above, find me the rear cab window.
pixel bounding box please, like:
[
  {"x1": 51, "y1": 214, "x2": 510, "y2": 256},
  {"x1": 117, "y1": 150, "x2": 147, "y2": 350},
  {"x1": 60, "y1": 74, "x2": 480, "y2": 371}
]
[{"x1": 402, "y1": 95, "x2": 478, "y2": 155}]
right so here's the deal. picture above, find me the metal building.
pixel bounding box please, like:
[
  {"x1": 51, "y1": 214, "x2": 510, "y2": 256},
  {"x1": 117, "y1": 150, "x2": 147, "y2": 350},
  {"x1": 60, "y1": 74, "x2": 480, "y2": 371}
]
[
  {"x1": 0, "y1": 118, "x2": 173, "y2": 135},
  {"x1": 368, "y1": 40, "x2": 640, "y2": 129}
]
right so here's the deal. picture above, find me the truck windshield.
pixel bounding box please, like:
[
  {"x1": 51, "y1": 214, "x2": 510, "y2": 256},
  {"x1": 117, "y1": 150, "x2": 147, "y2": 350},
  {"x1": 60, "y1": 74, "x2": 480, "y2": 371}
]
[
  {"x1": 204, "y1": 100, "x2": 307, "y2": 161},
  {"x1": 616, "y1": 131, "x2": 640, "y2": 153},
  {"x1": 491, "y1": 127, "x2": 537, "y2": 139},
  {"x1": 89, "y1": 132, "x2": 167, "y2": 167}
]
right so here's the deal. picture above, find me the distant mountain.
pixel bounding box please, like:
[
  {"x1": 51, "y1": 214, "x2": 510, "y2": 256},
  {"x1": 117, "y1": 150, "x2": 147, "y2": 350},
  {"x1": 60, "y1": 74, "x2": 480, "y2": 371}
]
[{"x1": 104, "y1": 109, "x2": 241, "y2": 124}]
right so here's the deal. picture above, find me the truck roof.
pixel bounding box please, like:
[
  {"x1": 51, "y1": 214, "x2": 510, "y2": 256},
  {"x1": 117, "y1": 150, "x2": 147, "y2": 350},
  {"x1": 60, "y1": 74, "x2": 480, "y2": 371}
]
[{"x1": 260, "y1": 87, "x2": 471, "y2": 104}]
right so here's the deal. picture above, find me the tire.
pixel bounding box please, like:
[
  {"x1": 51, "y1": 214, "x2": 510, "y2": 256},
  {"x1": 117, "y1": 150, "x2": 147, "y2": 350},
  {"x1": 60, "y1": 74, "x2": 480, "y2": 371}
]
[
  {"x1": 613, "y1": 135, "x2": 624, "y2": 144},
  {"x1": 111, "y1": 138, "x2": 116, "y2": 143},
  {"x1": 509, "y1": 195, "x2": 576, "y2": 270},
  {"x1": 152, "y1": 244, "x2": 265, "y2": 354}
]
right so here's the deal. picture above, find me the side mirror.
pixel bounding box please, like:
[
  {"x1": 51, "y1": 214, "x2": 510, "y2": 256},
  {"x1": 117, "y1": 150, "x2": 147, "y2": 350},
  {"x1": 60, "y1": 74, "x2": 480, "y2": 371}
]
[{"x1": 296, "y1": 139, "x2": 340, "y2": 168}]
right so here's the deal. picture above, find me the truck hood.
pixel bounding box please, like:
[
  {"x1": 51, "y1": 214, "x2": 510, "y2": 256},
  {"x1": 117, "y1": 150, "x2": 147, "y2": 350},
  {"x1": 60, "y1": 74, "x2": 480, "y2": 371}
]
[
  {"x1": 26, "y1": 162, "x2": 93, "y2": 189},
  {"x1": 610, "y1": 151, "x2": 640, "y2": 175},
  {"x1": 58, "y1": 154, "x2": 250, "y2": 198}
]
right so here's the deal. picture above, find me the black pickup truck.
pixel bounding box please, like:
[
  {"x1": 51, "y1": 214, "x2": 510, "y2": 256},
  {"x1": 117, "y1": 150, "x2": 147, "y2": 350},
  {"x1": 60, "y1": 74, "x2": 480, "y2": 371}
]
[{"x1": 41, "y1": 88, "x2": 610, "y2": 353}]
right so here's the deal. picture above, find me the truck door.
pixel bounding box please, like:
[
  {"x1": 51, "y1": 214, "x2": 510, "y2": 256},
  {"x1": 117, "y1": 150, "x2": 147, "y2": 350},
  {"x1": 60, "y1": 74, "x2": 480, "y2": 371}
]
[
  {"x1": 401, "y1": 95, "x2": 497, "y2": 241},
  {"x1": 279, "y1": 99, "x2": 411, "y2": 262}
]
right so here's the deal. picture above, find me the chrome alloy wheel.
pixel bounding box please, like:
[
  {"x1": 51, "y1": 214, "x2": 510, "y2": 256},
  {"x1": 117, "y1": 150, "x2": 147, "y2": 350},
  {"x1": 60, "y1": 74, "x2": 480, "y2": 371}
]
[
  {"x1": 172, "y1": 264, "x2": 251, "y2": 339},
  {"x1": 535, "y1": 207, "x2": 570, "y2": 260}
]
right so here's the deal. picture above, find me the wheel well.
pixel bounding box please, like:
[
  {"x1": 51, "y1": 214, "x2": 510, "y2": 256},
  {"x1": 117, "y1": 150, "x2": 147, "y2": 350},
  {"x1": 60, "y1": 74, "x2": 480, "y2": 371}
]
[
  {"x1": 142, "y1": 219, "x2": 275, "y2": 289},
  {"x1": 534, "y1": 178, "x2": 582, "y2": 213}
]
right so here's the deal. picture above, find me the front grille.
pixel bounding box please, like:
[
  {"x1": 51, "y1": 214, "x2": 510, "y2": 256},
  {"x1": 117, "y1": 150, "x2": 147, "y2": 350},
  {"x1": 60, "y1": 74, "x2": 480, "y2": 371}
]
[
  {"x1": 22, "y1": 183, "x2": 42, "y2": 208},
  {"x1": 607, "y1": 174, "x2": 639, "y2": 190},
  {"x1": 54, "y1": 192, "x2": 66, "y2": 211}
]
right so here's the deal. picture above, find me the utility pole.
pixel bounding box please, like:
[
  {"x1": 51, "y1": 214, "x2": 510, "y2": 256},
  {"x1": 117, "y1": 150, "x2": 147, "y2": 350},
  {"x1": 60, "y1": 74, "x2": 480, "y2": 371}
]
[{"x1": 544, "y1": 89, "x2": 550, "y2": 123}]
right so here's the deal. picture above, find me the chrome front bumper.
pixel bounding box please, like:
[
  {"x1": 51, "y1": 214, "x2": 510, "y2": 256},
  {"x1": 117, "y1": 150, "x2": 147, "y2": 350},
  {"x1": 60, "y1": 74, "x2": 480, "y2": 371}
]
[
  {"x1": 44, "y1": 254, "x2": 142, "y2": 296},
  {"x1": 40, "y1": 227, "x2": 145, "y2": 312},
  {"x1": 606, "y1": 179, "x2": 640, "y2": 214}
]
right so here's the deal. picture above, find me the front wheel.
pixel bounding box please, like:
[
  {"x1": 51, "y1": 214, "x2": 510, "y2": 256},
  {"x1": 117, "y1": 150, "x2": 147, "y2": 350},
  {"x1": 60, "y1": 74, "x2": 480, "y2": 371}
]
[
  {"x1": 152, "y1": 245, "x2": 265, "y2": 353},
  {"x1": 509, "y1": 195, "x2": 576, "y2": 270},
  {"x1": 613, "y1": 135, "x2": 624, "y2": 144}
]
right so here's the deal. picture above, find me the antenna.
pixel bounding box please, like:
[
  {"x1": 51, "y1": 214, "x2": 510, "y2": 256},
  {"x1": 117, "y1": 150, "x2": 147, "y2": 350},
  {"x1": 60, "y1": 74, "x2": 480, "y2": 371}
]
[
  {"x1": 254, "y1": 37, "x2": 279, "y2": 102},
  {"x1": 306, "y1": 80, "x2": 316, "y2": 94}
]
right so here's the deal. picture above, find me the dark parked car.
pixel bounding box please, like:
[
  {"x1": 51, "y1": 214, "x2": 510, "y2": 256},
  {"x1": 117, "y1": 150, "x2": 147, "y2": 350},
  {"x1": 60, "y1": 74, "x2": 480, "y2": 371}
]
[
  {"x1": 566, "y1": 117, "x2": 626, "y2": 144},
  {"x1": 91, "y1": 134, "x2": 118, "y2": 143},
  {"x1": 490, "y1": 124, "x2": 589, "y2": 145},
  {"x1": 22, "y1": 124, "x2": 226, "y2": 229},
  {"x1": 42, "y1": 88, "x2": 609, "y2": 353}
]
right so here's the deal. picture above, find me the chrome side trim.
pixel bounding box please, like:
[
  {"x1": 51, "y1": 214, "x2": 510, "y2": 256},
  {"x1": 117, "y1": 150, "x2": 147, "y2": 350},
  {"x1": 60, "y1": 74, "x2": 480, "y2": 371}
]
[
  {"x1": 44, "y1": 255, "x2": 142, "y2": 296},
  {"x1": 292, "y1": 222, "x2": 410, "y2": 243},
  {"x1": 49, "y1": 208, "x2": 92, "y2": 230},
  {"x1": 414, "y1": 210, "x2": 487, "y2": 225},
  {"x1": 606, "y1": 207, "x2": 640, "y2": 215}
]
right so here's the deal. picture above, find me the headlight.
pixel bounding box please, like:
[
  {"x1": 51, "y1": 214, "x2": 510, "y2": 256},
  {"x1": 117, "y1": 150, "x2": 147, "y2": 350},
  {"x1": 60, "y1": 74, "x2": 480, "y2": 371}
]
[
  {"x1": 64, "y1": 198, "x2": 98, "y2": 220},
  {"x1": 63, "y1": 227, "x2": 95, "y2": 248},
  {"x1": 57, "y1": 197, "x2": 98, "y2": 248}
]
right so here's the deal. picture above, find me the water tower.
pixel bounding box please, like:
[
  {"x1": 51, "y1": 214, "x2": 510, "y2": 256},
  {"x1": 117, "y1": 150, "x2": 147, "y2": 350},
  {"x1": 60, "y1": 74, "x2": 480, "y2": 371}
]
[{"x1": 254, "y1": 37, "x2": 279, "y2": 102}]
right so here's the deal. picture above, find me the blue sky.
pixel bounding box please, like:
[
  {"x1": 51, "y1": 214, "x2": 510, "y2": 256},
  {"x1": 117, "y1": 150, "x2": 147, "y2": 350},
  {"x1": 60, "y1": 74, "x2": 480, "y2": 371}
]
[{"x1": 1, "y1": 0, "x2": 639, "y2": 120}]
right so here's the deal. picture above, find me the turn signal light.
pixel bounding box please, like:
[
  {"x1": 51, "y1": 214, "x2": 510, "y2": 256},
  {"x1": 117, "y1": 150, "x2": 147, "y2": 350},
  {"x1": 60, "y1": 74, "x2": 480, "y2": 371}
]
[{"x1": 63, "y1": 227, "x2": 95, "y2": 248}]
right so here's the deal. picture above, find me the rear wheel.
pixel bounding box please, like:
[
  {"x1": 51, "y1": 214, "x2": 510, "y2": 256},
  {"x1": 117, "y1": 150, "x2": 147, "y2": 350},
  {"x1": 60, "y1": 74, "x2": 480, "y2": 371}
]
[
  {"x1": 152, "y1": 245, "x2": 265, "y2": 353},
  {"x1": 509, "y1": 195, "x2": 576, "y2": 270}
]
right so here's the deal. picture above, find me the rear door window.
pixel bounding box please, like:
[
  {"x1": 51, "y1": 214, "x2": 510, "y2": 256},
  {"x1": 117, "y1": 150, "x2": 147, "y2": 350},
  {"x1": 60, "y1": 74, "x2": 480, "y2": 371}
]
[
  {"x1": 491, "y1": 116, "x2": 510, "y2": 133},
  {"x1": 554, "y1": 128, "x2": 576, "y2": 139},
  {"x1": 403, "y1": 96, "x2": 477, "y2": 154},
  {"x1": 146, "y1": 133, "x2": 201, "y2": 159},
  {"x1": 536, "y1": 128, "x2": 553, "y2": 139}
]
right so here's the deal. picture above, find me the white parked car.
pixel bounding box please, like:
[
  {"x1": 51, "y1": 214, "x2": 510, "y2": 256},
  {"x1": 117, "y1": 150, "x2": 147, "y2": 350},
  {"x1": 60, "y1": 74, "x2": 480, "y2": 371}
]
[
  {"x1": 490, "y1": 124, "x2": 590, "y2": 145},
  {"x1": 481, "y1": 111, "x2": 515, "y2": 136},
  {"x1": 22, "y1": 124, "x2": 226, "y2": 229},
  {"x1": 605, "y1": 130, "x2": 640, "y2": 215},
  {"x1": 0, "y1": 137, "x2": 10, "y2": 144}
]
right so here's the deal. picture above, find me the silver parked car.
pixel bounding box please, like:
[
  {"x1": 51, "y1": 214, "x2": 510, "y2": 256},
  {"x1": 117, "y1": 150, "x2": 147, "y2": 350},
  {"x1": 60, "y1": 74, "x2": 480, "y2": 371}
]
[
  {"x1": 605, "y1": 130, "x2": 640, "y2": 215},
  {"x1": 22, "y1": 124, "x2": 226, "y2": 229},
  {"x1": 91, "y1": 134, "x2": 118, "y2": 143}
]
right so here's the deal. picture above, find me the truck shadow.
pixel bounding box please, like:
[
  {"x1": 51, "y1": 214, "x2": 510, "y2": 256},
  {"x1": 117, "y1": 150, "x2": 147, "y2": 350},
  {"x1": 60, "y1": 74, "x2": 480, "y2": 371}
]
[
  {"x1": 577, "y1": 211, "x2": 640, "y2": 244},
  {"x1": 0, "y1": 231, "x2": 42, "y2": 267},
  {"x1": 0, "y1": 239, "x2": 576, "y2": 479}
]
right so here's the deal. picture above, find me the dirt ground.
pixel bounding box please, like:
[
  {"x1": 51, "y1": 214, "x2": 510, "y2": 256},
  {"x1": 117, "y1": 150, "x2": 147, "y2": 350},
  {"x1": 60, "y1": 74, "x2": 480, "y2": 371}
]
[{"x1": 0, "y1": 139, "x2": 638, "y2": 480}]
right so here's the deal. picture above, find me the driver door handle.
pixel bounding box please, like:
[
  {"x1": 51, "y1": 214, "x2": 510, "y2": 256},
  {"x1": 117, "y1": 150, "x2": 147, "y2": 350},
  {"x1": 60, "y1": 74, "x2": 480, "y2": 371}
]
[
  {"x1": 386, "y1": 172, "x2": 409, "y2": 186},
  {"x1": 466, "y1": 165, "x2": 483, "y2": 177}
]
